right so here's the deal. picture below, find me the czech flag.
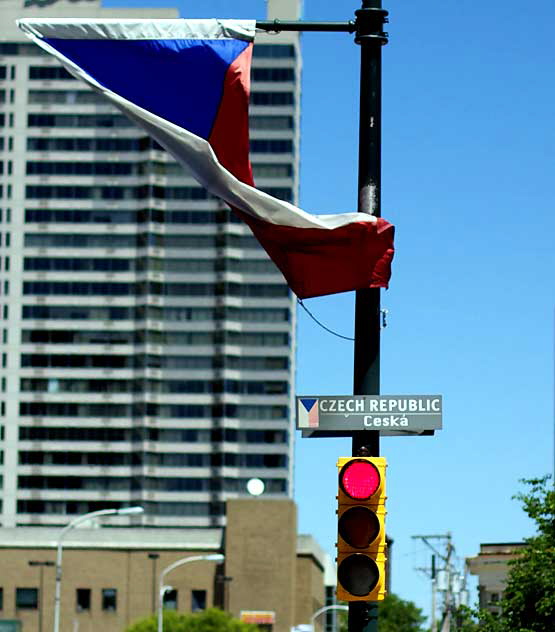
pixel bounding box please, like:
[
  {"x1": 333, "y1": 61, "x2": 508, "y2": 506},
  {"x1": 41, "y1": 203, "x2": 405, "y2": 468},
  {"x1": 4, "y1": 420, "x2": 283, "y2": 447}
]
[{"x1": 17, "y1": 18, "x2": 394, "y2": 299}]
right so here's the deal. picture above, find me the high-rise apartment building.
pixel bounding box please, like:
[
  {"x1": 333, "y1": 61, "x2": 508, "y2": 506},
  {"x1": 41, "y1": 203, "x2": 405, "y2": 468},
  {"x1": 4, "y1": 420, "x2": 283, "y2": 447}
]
[{"x1": 0, "y1": 0, "x2": 301, "y2": 528}]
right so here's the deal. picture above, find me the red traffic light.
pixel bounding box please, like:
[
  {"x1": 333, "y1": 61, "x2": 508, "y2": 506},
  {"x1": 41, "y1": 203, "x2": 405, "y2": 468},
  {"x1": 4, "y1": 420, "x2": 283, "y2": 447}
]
[
  {"x1": 336, "y1": 456, "x2": 387, "y2": 602},
  {"x1": 339, "y1": 459, "x2": 380, "y2": 499}
]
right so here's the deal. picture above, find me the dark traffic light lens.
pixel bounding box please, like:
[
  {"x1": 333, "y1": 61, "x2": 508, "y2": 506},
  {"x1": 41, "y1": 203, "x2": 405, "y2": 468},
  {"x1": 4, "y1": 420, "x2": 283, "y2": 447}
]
[
  {"x1": 337, "y1": 554, "x2": 379, "y2": 597},
  {"x1": 339, "y1": 506, "x2": 380, "y2": 548},
  {"x1": 339, "y1": 460, "x2": 380, "y2": 499}
]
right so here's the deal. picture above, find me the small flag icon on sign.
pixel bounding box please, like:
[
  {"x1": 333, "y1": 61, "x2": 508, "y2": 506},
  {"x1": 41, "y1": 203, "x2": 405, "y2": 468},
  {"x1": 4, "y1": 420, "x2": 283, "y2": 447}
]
[{"x1": 298, "y1": 398, "x2": 319, "y2": 428}]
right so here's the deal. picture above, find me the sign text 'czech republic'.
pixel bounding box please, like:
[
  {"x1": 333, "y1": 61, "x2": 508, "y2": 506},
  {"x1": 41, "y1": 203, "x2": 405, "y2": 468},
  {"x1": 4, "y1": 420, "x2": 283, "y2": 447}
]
[{"x1": 296, "y1": 395, "x2": 442, "y2": 436}]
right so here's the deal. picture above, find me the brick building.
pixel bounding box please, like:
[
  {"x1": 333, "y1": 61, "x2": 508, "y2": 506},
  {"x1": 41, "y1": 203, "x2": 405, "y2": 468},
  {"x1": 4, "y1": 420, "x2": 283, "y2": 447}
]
[{"x1": 0, "y1": 499, "x2": 328, "y2": 632}]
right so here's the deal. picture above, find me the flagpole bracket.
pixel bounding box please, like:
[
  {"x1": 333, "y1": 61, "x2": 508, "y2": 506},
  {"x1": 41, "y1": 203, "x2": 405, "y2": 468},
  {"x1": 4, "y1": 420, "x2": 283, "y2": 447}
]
[
  {"x1": 256, "y1": 20, "x2": 356, "y2": 34},
  {"x1": 354, "y1": 7, "x2": 389, "y2": 46}
]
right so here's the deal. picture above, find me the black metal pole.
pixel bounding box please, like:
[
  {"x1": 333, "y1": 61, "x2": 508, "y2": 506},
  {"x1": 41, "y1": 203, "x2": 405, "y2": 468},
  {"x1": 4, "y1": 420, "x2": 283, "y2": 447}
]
[
  {"x1": 261, "y1": 8, "x2": 390, "y2": 629},
  {"x1": 352, "y1": 2, "x2": 387, "y2": 455},
  {"x1": 351, "y1": 2, "x2": 388, "y2": 632}
]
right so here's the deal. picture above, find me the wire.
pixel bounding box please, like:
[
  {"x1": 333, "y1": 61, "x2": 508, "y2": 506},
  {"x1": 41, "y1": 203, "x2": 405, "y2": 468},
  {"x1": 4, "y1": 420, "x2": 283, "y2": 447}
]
[{"x1": 297, "y1": 299, "x2": 354, "y2": 341}]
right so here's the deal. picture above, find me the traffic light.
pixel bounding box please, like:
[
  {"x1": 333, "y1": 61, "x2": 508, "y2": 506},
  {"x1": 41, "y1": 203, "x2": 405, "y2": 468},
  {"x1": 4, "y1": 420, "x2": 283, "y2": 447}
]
[{"x1": 336, "y1": 456, "x2": 387, "y2": 601}]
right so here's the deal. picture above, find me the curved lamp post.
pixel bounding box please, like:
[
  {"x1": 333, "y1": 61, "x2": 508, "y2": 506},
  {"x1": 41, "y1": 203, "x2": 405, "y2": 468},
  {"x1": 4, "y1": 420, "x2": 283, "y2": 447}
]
[
  {"x1": 157, "y1": 553, "x2": 224, "y2": 632},
  {"x1": 311, "y1": 605, "x2": 349, "y2": 632},
  {"x1": 53, "y1": 506, "x2": 144, "y2": 632}
]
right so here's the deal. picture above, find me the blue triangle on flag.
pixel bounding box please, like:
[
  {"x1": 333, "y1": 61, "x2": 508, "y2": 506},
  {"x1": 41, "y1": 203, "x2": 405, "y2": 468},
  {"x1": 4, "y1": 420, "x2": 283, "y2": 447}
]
[
  {"x1": 300, "y1": 398, "x2": 317, "y2": 413},
  {"x1": 43, "y1": 37, "x2": 249, "y2": 139}
]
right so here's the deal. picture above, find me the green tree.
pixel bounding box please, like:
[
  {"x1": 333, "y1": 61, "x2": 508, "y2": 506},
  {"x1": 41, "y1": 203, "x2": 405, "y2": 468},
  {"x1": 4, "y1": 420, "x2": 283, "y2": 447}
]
[
  {"x1": 338, "y1": 595, "x2": 426, "y2": 632},
  {"x1": 497, "y1": 476, "x2": 555, "y2": 632},
  {"x1": 377, "y1": 594, "x2": 427, "y2": 632},
  {"x1": 457, "y1": 476, "x2": 555, "y2": 632},
  {"x1": 454, "y1": 605, "x2": 503, "y2": 632},
  {"x1": 124, "y1": 607, "x2": 259, "y2": 632}
]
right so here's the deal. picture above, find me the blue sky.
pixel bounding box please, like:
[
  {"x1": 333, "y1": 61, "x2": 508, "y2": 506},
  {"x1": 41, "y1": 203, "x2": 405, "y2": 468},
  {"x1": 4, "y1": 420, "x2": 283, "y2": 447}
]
[{"x1": 104, "y1": 0, "x2": 555, "y2": 621}]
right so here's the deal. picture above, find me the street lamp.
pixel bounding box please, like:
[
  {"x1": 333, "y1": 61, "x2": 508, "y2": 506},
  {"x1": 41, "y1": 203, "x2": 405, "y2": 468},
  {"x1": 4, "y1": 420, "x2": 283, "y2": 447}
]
[
  {"x1": 28, "y1": 560, "x2": 55, "y2": 632},
  {"x1": 53, "y1": 506, "x2": 144, "y2": 632},
  {"x1": 311, "y1": 605, "x2": 349, "y2": 632},
  {"x1": 157, "y1": 554, "x2": 224, "y2": 632}
]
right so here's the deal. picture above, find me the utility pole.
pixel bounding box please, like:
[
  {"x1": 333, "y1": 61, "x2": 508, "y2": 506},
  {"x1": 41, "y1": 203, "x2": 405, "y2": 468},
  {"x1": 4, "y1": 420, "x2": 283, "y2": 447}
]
[
  {"x1": 431, "y1": 555, "x2": 437, "y2": 632},
  {"x1": 440, "y1": 539, "x2": 453, "y2": 632},
  {"x1": 413, "y1": 533, "x2": 467, "y2": 632}
]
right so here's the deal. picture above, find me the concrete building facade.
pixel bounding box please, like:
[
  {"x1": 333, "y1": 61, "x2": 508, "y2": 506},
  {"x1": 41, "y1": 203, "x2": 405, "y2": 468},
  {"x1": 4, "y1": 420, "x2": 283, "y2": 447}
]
[
  {"x1": 466, "y1": 542, "x2": 526, "y2": 614},
  {"x1": 0, "y1": 0, "x2": 301, "y2": 528},
  {"x1": 0, "y1": 499, "x2": 327, "y2": 632}
]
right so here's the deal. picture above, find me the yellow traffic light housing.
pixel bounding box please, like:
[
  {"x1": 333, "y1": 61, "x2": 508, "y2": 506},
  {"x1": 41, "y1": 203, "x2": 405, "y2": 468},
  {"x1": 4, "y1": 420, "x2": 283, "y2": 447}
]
[{"x1": 336, "y1": 456, "x2": 387, "y2": 601}]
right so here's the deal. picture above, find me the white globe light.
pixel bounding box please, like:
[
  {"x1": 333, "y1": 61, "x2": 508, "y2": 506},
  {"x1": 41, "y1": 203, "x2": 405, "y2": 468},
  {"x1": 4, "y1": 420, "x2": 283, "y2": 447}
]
[{"x1": 246, "y1": 478, "x2": 265, "y2": 496}]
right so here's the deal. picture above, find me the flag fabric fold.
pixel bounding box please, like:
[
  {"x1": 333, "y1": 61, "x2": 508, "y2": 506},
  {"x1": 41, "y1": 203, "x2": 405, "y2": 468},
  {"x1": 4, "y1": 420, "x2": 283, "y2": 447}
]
[{"x1": 17, "y1": 17, "x2": 394, "y2": 299}]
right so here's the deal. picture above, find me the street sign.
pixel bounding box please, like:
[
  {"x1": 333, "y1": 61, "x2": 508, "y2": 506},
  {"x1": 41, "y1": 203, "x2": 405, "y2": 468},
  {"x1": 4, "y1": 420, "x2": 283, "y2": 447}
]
[{"x1": 297, "y1": 395, "x2": 442, "y2": 437}]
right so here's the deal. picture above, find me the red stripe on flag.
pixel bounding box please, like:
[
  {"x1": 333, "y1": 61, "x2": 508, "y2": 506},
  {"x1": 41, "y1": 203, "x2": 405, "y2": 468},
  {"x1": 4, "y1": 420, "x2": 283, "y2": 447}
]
[
  {"x1": 235, "y1": 210, "x2": 394, "y2": 299},
  {"x1": 208, "y1": 43, "x2": 254, "y2": 186}
]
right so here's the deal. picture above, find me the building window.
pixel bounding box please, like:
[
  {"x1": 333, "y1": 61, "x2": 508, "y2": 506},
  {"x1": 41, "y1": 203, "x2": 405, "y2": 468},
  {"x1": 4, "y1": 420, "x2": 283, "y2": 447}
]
[
  {"x1": 101, "y1": 588, "x2": 117, "y2": 612},
  {"x1": 252, "y1": 67, "x2": 295, "y2": 82},
  {"x1": 76, "y1": 588, "x2": 91, "y2": 611},
  {"x1": 27, "y1": 89, "x2": 105, "y2": 105},
  {"x1": 16, "y1": 588, "x2": 38, "y2": 609},
  {"x1": 163, "y1": 589, "x2": 178, "y2": 610},
  {"x1": 0, "y1": 587, "x2": 3, "y2": 609},
  {"x1": 250, "y1": 139, "x2": 293, "y2": 154},
  {"x1": 191, "y1": 590, "x2": 206, "y2": 612},
  {"x1": 252, "y1": 44, "x2": 295, "y2": 58},
  {"x1": 28, "y1": 66, "x2": 74, "y2": 80},
  {"x1": 251, "y1": 92, "x2": 294, "y2": 106},
  {"x1": 250, "y1": 115, "x2": 293, "y2": 130},
  {"x1": 252, "y1": 163, "x2": 293, "y2": 178}
]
